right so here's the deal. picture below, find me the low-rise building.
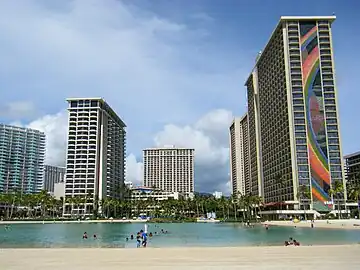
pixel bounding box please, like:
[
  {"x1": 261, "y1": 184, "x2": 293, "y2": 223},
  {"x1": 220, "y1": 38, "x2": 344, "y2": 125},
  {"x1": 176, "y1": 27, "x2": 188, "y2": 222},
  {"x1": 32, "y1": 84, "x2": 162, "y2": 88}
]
[
  {"x1": 128, "y1": 186, "x2": 181, "y2": 201},
  {"x1": 213, "y1": 191, "x2": 223, "y2": 199}
]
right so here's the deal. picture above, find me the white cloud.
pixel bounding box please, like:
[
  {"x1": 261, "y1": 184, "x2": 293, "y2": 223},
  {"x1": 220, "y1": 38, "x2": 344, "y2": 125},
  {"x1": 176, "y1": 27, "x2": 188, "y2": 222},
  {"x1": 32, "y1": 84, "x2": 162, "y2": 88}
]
[
  {"x1": 17, "y1": 107, "x2": 232, "y2": 194},
  {"x1": 26, "y1": 110, "x2": 68, "y2": 167}
]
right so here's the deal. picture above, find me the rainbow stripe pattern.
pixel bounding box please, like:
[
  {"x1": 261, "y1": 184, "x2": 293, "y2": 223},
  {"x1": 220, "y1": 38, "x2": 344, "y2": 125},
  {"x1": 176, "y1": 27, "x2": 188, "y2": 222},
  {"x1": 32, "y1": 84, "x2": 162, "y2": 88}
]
[{"x1": 300, "y1": 23, "x2": 331, "y2": 210}]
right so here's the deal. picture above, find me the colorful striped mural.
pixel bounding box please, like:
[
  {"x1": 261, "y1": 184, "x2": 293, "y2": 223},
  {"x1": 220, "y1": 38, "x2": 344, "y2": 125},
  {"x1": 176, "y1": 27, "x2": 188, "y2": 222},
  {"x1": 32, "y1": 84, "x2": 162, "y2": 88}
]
[{"x1": 299, "y1": 22, "x2": 331, "y2": 209}]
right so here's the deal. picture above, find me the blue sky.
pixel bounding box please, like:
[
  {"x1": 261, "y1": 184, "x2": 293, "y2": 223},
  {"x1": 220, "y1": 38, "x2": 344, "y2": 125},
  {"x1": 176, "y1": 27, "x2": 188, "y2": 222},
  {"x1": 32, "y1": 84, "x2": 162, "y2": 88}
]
[{"x1": 0, "y1": 0, "x2": 359, "y2": 193}]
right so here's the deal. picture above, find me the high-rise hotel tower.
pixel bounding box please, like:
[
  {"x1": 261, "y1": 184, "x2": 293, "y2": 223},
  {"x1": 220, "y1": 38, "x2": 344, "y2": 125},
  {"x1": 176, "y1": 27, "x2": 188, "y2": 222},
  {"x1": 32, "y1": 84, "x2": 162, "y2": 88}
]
[
  {"x1": 245, "y1": 16, "x2": 345, "y2": 212},
  {"x1": 64, "y1": 98, "x2": 126, "y2": 216}
]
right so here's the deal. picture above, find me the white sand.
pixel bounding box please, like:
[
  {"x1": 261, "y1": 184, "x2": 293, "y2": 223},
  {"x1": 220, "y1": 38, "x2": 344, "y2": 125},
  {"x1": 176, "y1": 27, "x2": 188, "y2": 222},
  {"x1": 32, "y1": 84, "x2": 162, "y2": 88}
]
[
  {"x1": 0, "y1": 246, "x2": 359, "y2": 270},
  {"x1": 263, "y1": 219, "x2": 360, "y2": 230}
]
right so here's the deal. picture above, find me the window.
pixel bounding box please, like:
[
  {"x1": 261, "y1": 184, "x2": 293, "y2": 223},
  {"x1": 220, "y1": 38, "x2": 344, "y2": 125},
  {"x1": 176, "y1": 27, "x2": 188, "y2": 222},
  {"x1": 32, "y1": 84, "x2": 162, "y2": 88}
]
[
  {"x1": 297, "y1": 158, "x2": 308, "y2": 164},
  {"x1": 327, "y1": 132, "x2": 338, "y2": 138},
  {"x1": 296, "y1": 138, "x2": 306, "y2": 144},
  {"x1": 91, "y1": 101, "x2": 98, "y2": 107},
  {"x1": 324, "y1": 93, "x2": 335, "y2": 99},
  {"x1": 329, "y1": 152, "x2": 340, "y2": 158},
  {"x1": 328, "y1": 138, "x2": 339, "y2": 144},
  {"x1": 299, "y1": 172, "x2": 309, "y2": 179},
  {"x1": 295, "y1": 132, "x2": 306, "y2": 137},
  {"x1": 328, "y1": 145, "x2": 339, "y2": 151},
  {"x1": 330, "y1": 158, "x2": 341, "y2": 164},
  {"x1": 71, "y1": 101, "x2": 78, "y2": 107},
  {"x1": 297, "y1": 145, "x2": 307, "y2": 151},
  {"x1": 331, "y1": 165, "x2": 342, "y2": 172},
  {"x1": 298, "y1": 165, "x2": 308, "y2": 171},
  {"x1": 327, "y1": 118, "x2": 337, "y2": 124},
  {"x1": 325, "y1": 99, "x2": 335, "y2": 105},
  {"x1": 331, "y1": 172, "x2": 342, "y2": 179},
  {"x1": 294, "y1": 112, "x2": 304, "y2": 118},
  {"x1": 293, "y1": 99, "x2": 304, "y2": 105},
  {"x1": 297, "y1": 152, "x2": 307, "y2": 158},
  {"x1": 327, "y1": 125, "x2": 337, "y2": 131},
  {"x1": 326, "y1": 112, "x2": 337, "y2": 118},
  {"x1": 295, "y1": 125, "x2": 306, "y2": 131},
  {"x1": 294, "y1": 119, "x2": 305, "y2": 124},
  {"x1": 293, "y1": 93, "x2": 303, "y2": 99}
]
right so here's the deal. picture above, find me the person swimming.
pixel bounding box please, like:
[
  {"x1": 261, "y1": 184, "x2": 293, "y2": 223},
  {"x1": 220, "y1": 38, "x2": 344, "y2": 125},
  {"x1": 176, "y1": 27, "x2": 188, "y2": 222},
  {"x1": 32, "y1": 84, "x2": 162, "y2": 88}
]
[
  {"x1": 93, "y1": 234, "x2": 97, "y2": 239},
  {"x1": 130, "y1": 234, "x2": 134, "y2": 240},
  {"x1": 83, "y1": 232, "x2": 88, "y2": 239},
  {"x1": 136, "y1": 232, "x2": 141, "y2": 248},
  {"x1": 149, "y1": 232, "x2": 153, "y2": 237}
]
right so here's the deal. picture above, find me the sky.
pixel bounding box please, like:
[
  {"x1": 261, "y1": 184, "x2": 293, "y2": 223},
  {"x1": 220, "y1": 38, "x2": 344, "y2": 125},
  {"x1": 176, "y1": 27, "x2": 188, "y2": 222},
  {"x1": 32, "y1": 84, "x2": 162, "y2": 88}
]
[{"x1": 0, "y1": 0, "x2": 359, "y2": 194}]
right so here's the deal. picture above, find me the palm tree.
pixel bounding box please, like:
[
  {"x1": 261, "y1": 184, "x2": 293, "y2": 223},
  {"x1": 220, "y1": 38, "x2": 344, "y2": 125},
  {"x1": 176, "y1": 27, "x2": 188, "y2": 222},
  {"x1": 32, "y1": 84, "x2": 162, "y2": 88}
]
[
  {"x1": 297, "y1": 185, "x2": 311, "y2": 220},
  {"x1": 347, "y1": 174, "x2": 360, "y2": 219},
  {"x1": 329, "y1": 180, "x2": 345, "y2": 219}
]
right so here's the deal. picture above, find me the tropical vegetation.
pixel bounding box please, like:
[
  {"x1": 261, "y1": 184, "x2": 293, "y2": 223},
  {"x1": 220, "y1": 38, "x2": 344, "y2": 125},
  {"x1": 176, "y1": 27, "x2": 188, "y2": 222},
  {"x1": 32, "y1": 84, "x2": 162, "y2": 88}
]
[{"x1": 0, "y1": 189, "x2": 263, "y2": 222}]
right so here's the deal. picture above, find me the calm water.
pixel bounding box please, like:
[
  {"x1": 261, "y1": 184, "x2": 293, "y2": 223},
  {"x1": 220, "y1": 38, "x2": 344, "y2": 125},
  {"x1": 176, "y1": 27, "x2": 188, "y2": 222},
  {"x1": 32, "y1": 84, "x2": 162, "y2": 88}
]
[{"x1": 0, "y1": 223, "x2": 359, "y2": 248}]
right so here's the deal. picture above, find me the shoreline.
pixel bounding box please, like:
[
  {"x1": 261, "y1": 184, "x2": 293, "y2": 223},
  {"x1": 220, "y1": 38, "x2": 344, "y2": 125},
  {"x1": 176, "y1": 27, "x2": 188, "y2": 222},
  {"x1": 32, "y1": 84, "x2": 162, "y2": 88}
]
[
  {"x1": 262, "y1": 219, "x2": 360, "y2": 230},
  {"x1": 0, "y1": 219, "x2": 147, "y2": 225},
  {"x1": 1, "y1": 245, "x2": 359, "y2": 269}
]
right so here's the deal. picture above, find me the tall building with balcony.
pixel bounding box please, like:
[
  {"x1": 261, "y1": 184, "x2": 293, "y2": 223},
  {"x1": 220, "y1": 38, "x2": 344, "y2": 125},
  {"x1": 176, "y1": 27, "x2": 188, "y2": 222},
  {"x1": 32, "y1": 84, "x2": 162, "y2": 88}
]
[
  {"x1": 64, "y1": 98, "x2": 126, "y2": 216},
  {"x1": 0, "y1": 124, "x2": 45, "y2": 194},
  {"x1": 143, "y1": 146, "x2": 194, "y2": 196},
  {"x1": 344, "y1": 151, "x2": 360, "y2": 184},
  {"x1": 245, "y1": 16, "x2": 346, "y2": 213},
  {"x1": 43, "y1": 165, "x2": 65, "y2": 194},
  {"x1": 229, "y1": 114, "x2": 250, "y2": 196}
]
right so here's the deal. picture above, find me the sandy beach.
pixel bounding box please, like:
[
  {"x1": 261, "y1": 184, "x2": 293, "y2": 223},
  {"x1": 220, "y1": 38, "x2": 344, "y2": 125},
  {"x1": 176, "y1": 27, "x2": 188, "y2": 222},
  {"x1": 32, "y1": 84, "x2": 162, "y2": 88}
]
[
  {"x1": 263, "y1": 219, "x2": 360, "y2": 230},
  {"x1": 0, "y1": 246, "x2": 358, "y2": 270}
]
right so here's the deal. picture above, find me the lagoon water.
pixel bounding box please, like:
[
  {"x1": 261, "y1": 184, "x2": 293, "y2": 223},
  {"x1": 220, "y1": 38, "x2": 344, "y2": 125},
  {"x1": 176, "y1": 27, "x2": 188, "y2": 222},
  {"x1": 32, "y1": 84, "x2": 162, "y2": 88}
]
[{"x1": 1, "y1": 222, "x2": 359, "y2": 248}]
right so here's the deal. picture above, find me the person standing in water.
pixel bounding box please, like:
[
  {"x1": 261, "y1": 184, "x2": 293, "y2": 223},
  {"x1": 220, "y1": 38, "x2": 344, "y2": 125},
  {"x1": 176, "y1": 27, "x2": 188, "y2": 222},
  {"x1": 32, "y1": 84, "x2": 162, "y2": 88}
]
[{"x1": 136, "y1": 232, "x2": 141, "y2": 248}]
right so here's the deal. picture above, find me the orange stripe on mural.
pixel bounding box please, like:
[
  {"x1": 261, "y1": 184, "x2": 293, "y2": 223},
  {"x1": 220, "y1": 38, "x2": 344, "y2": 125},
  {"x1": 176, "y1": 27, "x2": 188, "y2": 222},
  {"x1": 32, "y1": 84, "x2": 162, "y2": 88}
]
[
  {"x1": 312, "y1": 187, "x2": 326, "y2": 202},
  {"x1": 302, "y1": 47, "x2": 319, "y2": 82},
  {"x1": 308, "y1": 145, "x2": 330, "y2": 184},
  {"x1": 300, "y1": 27, "x2": 317, "y2": 44}
]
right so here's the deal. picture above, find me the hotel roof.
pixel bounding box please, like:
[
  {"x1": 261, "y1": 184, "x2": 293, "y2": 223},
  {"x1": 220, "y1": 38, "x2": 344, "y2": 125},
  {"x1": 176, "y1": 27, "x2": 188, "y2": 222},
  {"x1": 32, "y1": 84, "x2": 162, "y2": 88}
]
[{"x1": 245, "y1": 16, "x2": 336, "y2": 85}]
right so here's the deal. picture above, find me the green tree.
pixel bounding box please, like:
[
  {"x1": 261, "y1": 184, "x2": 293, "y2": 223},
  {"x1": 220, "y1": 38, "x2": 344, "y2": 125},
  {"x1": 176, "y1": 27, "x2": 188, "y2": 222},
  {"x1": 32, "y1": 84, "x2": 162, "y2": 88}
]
[
  {"x1": 329, "y1": 180, "x2": 345, "y2": 219},
  {"x1": 347, "y1": 173, "x2": 360, "y2": 218},
  {"x1": 297, "y1": 185, "x2": 311, "y2": 220}
]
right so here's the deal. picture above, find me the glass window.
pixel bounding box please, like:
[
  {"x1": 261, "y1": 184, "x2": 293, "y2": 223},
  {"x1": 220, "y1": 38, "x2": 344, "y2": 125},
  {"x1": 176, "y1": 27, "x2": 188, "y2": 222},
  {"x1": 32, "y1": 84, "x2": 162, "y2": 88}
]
[
  {"x1": 296, "y1": 138, "x2": 306, "y2": 144},
  {"x1": 327, "y1": 132, "x2": 338, "y2": 138},
  {"x1": 292, "y1": 87, "x2": 302, "y2": 93},
  {"x1": 326, "y1": 105, "x2": 336, "y2": 111},
  {"x1": 328, "y1": 138, "x2": 339, "y2": 144},
  {"x1": 299, "y1": 172, "x2": 309, "y2": 179},
  {"x1": 293, "y1": 106, "x2": 304, "y2": 111},
  {"x1": 327, "y1": 125, "x2": 337, "y2": 131},
  {"x1": 329, "y1": 145, "x2": 339, "y2": 151},
  {"x1": 293, "y1": 93, "x2": 303, "y2": 99},
  {"x1": 293, "y1": 99, "x2": 304, "y2": 105},
  {"x1": 295, "y1": 132, "x2": 306, "y2": 138},
  {"x1": 297, "y1": 152, "x2": 308, "y2": 158},
  {"x1": 91, "y1": 101, "x2": 98, "y2": 107},
  {"x1": 326, "y1": 118, "x2": 337, "y2": 124},
  {"x1": 325, "y1": 99, "x2": 335, "y2": 105},
  {"x1": 297, "y1": 145, "x2": 307, "y2": 151},
  {"x1": 71, "y1": 101, "x2": 78, "y2": 107},
  {"x1": 294, "y1": 112, "x2": 304, "y2": 118},
  {"x1": 324, "y1": 93, "x2": 335, "y2": 98},
  {"x1": 326, "y1": 112, "x2": 336, "y2": 118},
  {"x1": 329, "y1": 152, "x2": 340, "y2": 158},
  {"x1": 298, "y1": 165, "x2": 308, "y2": 171},
  {"x1": 297, "y1": 158, "x2": 308, "y2": 164},
  {"x1": 330, "y1": 158, "x2": 341, "y2": 164},
  {"x1": 331, "y1": 165, "x2": 342, "y2": 172},
  {"x1": 331, "y1": 172, "x2": 342, "y2": 179},
  {"x1": 295, "y1": 125, "x2": 306, "y2": 131},
  {"x1": 294, "y1": 119, "x2": 305, "y2": 124}
]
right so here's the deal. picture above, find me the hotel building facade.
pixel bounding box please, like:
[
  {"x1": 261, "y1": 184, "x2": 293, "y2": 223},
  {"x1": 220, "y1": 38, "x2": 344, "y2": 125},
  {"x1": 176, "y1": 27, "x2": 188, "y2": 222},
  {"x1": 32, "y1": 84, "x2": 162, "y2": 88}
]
[
  {"x1": 0, "y1": 124, "x2": 45, "y2": 194},
  {"x1": 64, "y1": 98, "x2": 126, "y2": 216},
  {"x1": 245, "y1": 16, "x2": 346, "y2": 212},
  {"x1": 43, "y1": 165, "x2": 66, "y2": 194},
  {"x1": 143, "y1": 146, "x2": 194, "y2": 196},
  {"x1": 344, "y1": 151, "x2": 360, "y2": 184},
  {"x1": 229, "y1": 114, "x2": 250, "y2": 196}
]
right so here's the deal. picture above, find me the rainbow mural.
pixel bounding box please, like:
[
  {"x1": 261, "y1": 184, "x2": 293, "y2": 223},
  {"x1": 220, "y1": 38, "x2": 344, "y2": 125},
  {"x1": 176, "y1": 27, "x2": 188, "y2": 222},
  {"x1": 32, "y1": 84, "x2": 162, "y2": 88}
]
[{"x1": 299, "y1": 22, "x2": 331, "y2": 210}]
